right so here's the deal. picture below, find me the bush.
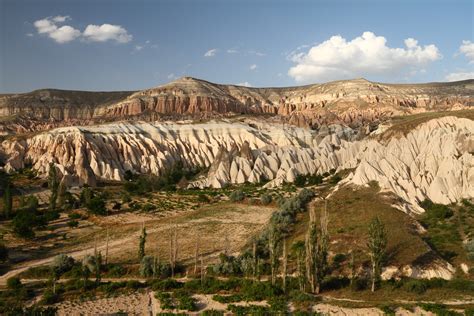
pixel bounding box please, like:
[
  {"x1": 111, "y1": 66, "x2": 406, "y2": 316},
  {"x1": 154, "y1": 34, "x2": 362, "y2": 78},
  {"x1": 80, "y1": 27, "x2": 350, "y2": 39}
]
[
  {"x1": 68, "y1": 212, "x2": 81, "y2": 220},
  {"x1": 420, "y1": 303, "x2": 462, "y2": 316},
  {"x1": 176, "y1": 290, "x2": 198, "y2": 311},
  {"x1": 294, "y1": 175, "x2": 307, "y2": 187},
  {"x1": 7, "y1": 277, "x2": 22, "y2": 290},
  {"x1": 212, "y1": 294, "x2": 243, "y2": 303},
  {"x1": 260, "y1": 193, "x2": 273, "y2": 205},
  {"x1": 87, "y1": 196, "x2": 107, "y2": 215},
  {"x1": 229, "y1": 190, "x2": 245, "y2": 202},
  {"x1": 41, "y1": 289, "x2": 59, "y2": 305},
  {"x1": 403, "y1": 279, "x2": 428, "y2": 294},
  {"x1": 420, "y1": 200, "x2": 454, "y2": 221},
  {"x1": 12, "y1": 209, "x2": 36, "y2": 239},
  {"x1": 307, "y1": 174, "x2": 323, "y2": 186},
  {"x1": 108, "y1": 264, "x2": 127, "y2": 277},
  {"x1": 466, "y1": 239, "x2": 474, "y2": 261},
  {"x1": 140, "y1": 256, "x2": 155, "y2": 277},
  {"x1": 67, "y1": 220, "x2": 79, "y2": 228},
  {"x1": 52, "y1": 254, "x2": 75, "y2": 274},
  {"x1": 351, "y1": 277, "x2": 368, "y2": 291}
]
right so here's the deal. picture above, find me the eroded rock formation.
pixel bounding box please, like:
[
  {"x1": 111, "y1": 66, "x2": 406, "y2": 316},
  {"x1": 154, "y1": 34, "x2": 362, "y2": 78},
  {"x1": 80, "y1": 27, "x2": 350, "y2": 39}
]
[{"x1": 1, "y1": 116, "x2": 472, "y2": 213}]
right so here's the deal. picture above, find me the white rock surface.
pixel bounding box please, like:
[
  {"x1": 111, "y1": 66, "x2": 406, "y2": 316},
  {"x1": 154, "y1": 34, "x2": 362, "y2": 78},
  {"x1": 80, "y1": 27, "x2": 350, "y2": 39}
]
[{"x1": 1, "y1": 116, "x2": 473, "y2": 213}]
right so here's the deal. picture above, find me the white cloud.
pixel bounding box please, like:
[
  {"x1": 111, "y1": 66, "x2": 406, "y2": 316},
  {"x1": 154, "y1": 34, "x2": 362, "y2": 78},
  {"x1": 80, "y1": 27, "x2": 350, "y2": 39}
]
[
  {"x1": 134, "y1": 45, "x2": 143, "y2": 51},
  {"x1": 459, "y1": 40, "x2": 474, "y2": 63},
  {"x1": 288, "y1": 31, "x2": 442, "y2": 83},
  {"x1": 33, "y1": 17, "x2": 80, "y2": 43},
  {"x1": 237, "y1": 82, "x2": 252, "y2": 87},
  {"x1": 83, "y1": 24, "x2": 132, "y2": 43},
  {"x1": 33, "y1": 16, "x2": 132, "y2": 44},
  {"x1": 167, "y1": 73, "x2": 177, "y2": 80},
  {"x1": 26, "y1": 33, "x2": 34, "y2": 37},
  {"x1": 52, "y1": 15, "x2": 70, "y2": 23},
  {"x1": 227, "y1": 49, "x2": 238, "y2": 54},
  {"x1": 445, "y1": 71, "x2": 474, "y2": 81},
  {"x1": 204, "y1": 48, "x2": 217, "y2": 57},
  {"x1": 249, "y1": 64, "x2": 257, "y2": 70}
]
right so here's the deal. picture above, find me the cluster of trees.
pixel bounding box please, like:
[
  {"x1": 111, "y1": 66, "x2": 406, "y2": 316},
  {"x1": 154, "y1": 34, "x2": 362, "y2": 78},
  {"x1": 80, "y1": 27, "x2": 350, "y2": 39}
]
[
  {"x1": 137, "y1": 222, "x2": 186, "y2": 280},
  {"x1": 123, "y1": 162, "x2": 202, "y2": 194},
  {"x1": 211, "y1": 189, "x2": 388, "y2": 294}
]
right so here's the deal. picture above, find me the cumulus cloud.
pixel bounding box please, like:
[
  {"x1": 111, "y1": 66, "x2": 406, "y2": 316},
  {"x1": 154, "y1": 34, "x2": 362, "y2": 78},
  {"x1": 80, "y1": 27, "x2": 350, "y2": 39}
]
[
  {"x1": 83, "y1": 24, "x2": 132, "y2": 43},
  {"x1": 33, "y1": 17, "x2": 80, "y2": 43},
  {"x1": 249, "y1": 64, "x2": 257, "y2": 70},
  {"x1": 237, "y1": 81, "x2": 252, "y2": 87},
  {"x1": 204, "y1": 49, "x2": 217, "y2": 57},
  {"x1": 445, "y1": 72, "x2": 474, "y2": 82},
  {"x1": 288, "y1": 31, "x2": 442, "y2": 82},
  {"x1": 33, "y1": 16, "x2": 132, "y2": 44},
  {"x1": 459, "y1": 40, "x2": 474, "y2": 63}
]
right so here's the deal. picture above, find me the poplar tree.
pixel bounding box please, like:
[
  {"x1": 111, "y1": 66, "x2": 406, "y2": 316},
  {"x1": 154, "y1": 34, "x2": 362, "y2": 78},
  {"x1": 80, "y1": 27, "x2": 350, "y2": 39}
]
[
  {"x1": 48, "y1": 163, "x2": 59, "y2": 211},
  {"x1": 367, "y1": 217, "x2": 387, "y2": 292}
]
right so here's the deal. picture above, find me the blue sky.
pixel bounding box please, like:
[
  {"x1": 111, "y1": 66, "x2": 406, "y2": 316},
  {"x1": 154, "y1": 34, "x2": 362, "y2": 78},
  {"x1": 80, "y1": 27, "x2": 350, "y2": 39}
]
[{"x1": 0, "y1": 0, "x2": 472, "y2": 92}]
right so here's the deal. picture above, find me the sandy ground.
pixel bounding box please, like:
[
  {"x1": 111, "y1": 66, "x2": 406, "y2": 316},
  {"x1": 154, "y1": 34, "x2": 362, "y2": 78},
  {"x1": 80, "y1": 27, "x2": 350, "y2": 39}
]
[
  {"x1": 0, "y1": 202, "x2": 274, "y2": 286},
  {"x1": 55, "y1": 291, "x2": 153, "y2": 316},
  {"x1": 53, "y1": 291, "x2": 445, "y2": 316}
]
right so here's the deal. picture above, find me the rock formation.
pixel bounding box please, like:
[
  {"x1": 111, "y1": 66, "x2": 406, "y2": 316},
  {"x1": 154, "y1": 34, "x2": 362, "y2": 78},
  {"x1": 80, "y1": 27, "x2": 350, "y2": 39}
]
[
  {"x1": 1, "y1": 77, "x2": 472, "y2": 134},
  {"x1": 1, "y1": 116, "x2": 472, "y2": 213}
]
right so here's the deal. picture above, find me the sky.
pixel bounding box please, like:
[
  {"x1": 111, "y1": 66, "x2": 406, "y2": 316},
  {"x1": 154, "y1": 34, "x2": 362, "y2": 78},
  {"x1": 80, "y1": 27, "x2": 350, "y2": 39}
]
[{"x1": 0, "y1": 0, "x2": 473, "y2": 93}]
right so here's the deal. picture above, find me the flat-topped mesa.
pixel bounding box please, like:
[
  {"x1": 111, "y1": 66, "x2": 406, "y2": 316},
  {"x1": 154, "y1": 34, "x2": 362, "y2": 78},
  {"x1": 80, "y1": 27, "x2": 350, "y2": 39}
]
[{"x1": 0, "y1": 78, "x2": 472, "y2": 132}]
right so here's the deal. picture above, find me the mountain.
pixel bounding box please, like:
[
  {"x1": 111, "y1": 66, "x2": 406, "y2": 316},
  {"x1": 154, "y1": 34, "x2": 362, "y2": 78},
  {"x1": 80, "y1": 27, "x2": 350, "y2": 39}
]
[
  {"x1": 1, "y1": 77, "x2": 472, "y2": 134},
  {"x1": 0, "y1": 77, "x2": 473, "y2": 213}
]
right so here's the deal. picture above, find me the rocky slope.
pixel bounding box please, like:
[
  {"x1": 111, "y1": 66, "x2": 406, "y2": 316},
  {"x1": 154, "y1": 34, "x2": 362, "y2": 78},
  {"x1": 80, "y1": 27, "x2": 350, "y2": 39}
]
[
  {"x1": 1, "y1": 78, "x2": 472, "y2": 134},
  {"x1": 1, "y1": 115, "x2": 472, "y2": 213}
]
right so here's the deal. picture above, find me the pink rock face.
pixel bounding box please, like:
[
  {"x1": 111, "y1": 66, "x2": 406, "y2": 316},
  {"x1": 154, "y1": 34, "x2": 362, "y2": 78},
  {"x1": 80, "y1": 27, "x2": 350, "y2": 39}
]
[{"x1": 0, "y1": 77, "x2": 472, "y2": 133}]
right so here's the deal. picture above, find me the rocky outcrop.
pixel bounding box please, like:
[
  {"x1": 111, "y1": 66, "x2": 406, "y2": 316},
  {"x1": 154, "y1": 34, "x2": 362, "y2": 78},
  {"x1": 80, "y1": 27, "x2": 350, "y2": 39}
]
[
  {"x1": 1, "y1": 116, "x2": 472, "y2": 213},
  {"x1": 1, "y1": 78, "x2": 472, "y2": 134}
]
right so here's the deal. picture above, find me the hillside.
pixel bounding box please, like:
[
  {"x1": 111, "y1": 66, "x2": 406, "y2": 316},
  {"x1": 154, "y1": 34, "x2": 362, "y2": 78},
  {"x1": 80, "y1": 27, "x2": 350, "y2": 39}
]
[{"x1": 0, "y1": 78, "x2": 472, "y2": 135}]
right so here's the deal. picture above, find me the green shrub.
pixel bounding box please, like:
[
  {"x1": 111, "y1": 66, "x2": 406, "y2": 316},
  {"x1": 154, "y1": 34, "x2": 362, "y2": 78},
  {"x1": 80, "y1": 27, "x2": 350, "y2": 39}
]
[
  {"x1": 41, "y1": 289, "x2": 59, "y2": 305},
  {"x1": 52, "y1": 254, "x2": 75, "y2": 274},
  {"x1": 351, "y1": 277, "x2": 368, "y2": 291},
  {"x1": 176, "y1": 290, "x2": 198, "y2": 311},
  {"x1": 403, "y1": 279, "x2": 428, "y2": 294},
  {"x1": 6, "y1": 277, "x2": 22, "y2": 290},
  {"x1": 202, "y1": 310, "x2": 224, "y2": 316},
  {"x1": 68, "y1": 212, "x2": 81, "y2": 220},
  {"x1": 212, "y1": 294, "x2": 243, "y2": 303},
  {"x1": 420, "y1": 303, "x2": 462, "y2": 316},
  {"x1": 260, "y1": 193, "x2": 273, "y2": 205},
  {"x1": 141, "y1": 203, "x2": 156, "y2": 212},
  {"x1": 294, "y1": 175, "x2": 307, "y2": 187},
  {"x1": 108, "y1": 264, "x2": 127, "y2": 277},
  {"x1": 152, "y1": 278, "x2": 184, "y2": 291},
  {"x1": 229, "y1": 190, "x2": 245, "y2": 202},
  {"x1": 67, "y1": 220, "x2": 79, "y2": 228},
  {"x1": 87, "y1": 196, "x2": 107, "y2": 215}
]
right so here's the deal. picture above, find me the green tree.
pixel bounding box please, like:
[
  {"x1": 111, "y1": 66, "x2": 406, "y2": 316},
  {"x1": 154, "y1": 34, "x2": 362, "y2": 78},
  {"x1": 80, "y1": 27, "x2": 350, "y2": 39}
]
[
  {"x1": 367, "y1": 217, "x2": 387, "y2": 292},
  {"x1": 139, "y1": 224, "x2": 147, "y2": 260},
  {"x1": 267, "y1": 224, "x2": 280, "y2": 285},
  {"x1": 87, "y1": 196, "x2": 107, "y2": 215},
  {"x1": 48, "y1": 163, "x2": 59, "y2": 211},
  {"x1": 3, "y1": 181, "x2": 12, "y2": 219}
]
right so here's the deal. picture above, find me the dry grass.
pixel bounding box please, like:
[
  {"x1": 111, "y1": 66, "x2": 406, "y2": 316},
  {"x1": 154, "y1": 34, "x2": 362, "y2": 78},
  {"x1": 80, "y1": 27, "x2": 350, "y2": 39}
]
[
  {"x1": 378, "y1": 109, "x2": 474, "y2": 141},
  {"x1": 289, "y1": 184, "x2": 429, "y2": 267}
]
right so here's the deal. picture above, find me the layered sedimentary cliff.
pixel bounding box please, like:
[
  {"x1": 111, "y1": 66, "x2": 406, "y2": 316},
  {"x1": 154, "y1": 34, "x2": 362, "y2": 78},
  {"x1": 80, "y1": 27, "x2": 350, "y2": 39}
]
[
  {"x1": 1, "y1": 78, "x2": 472, "y2": 134},
  {"x1": 1, "y1": 116, "x2": 472, "y2": 213}
]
